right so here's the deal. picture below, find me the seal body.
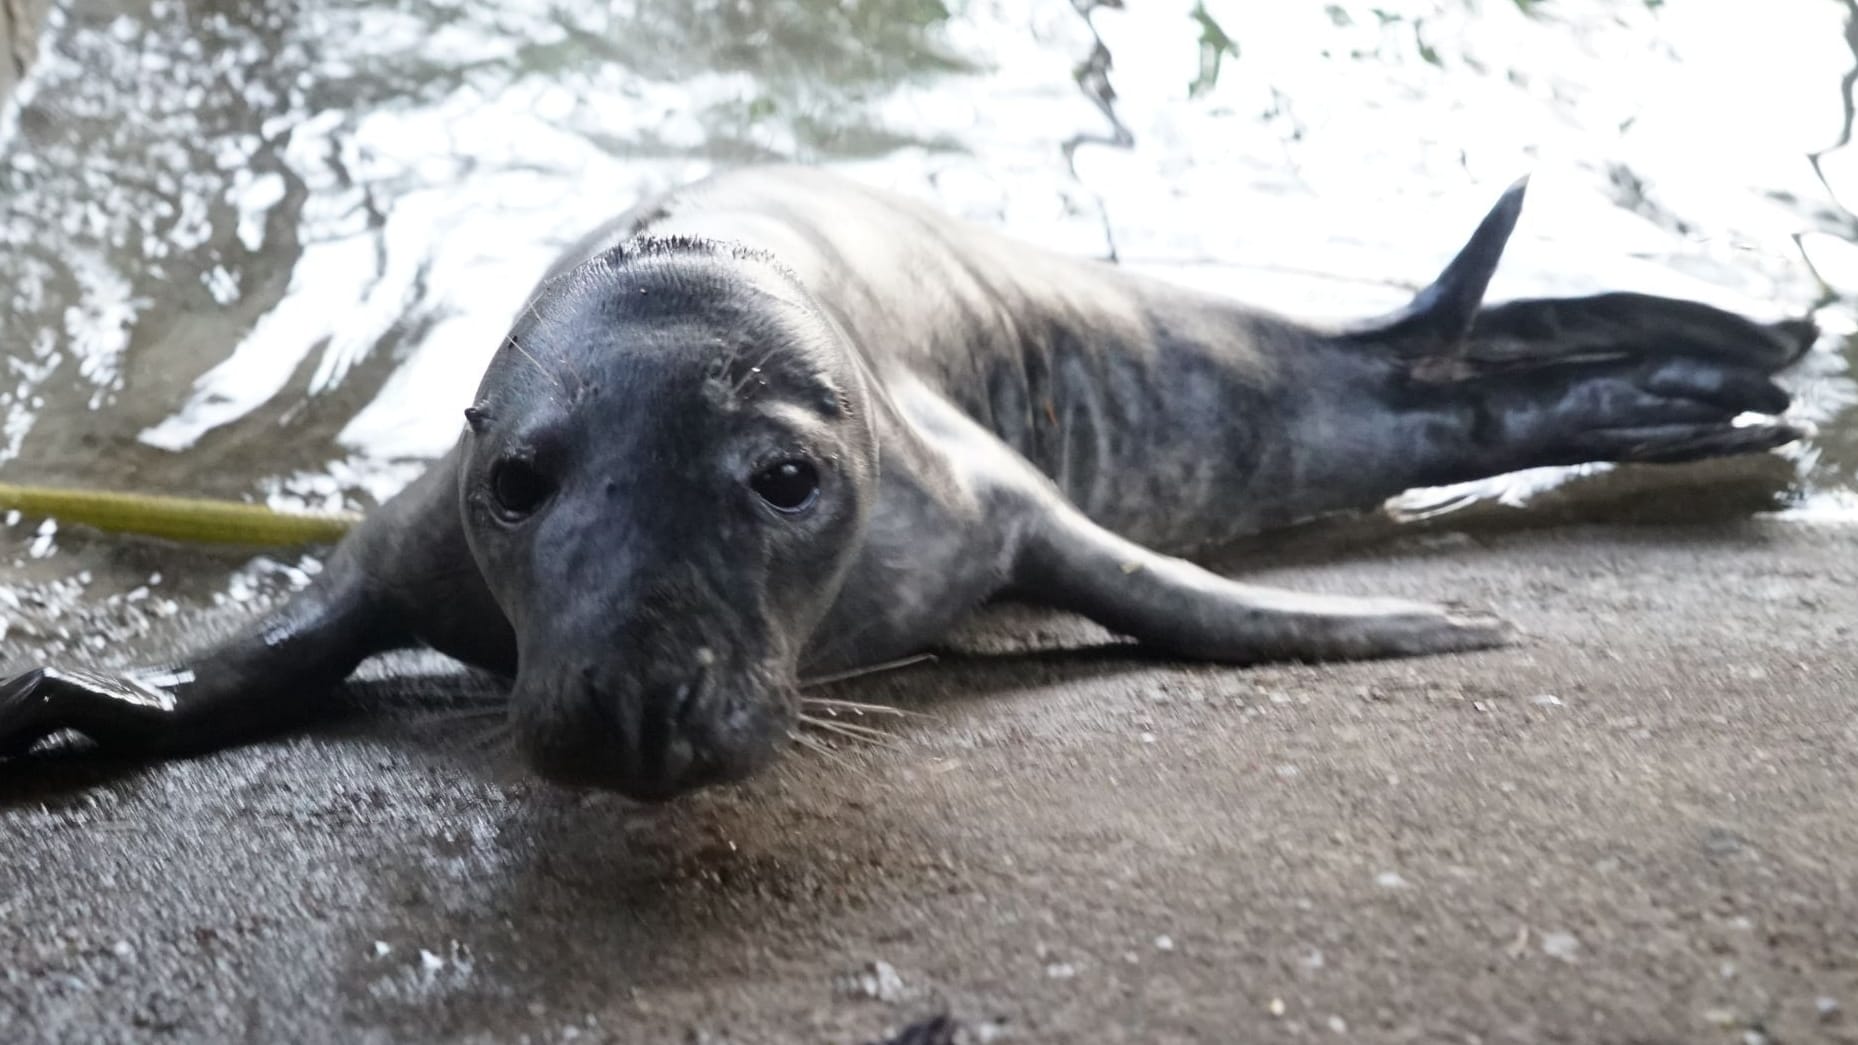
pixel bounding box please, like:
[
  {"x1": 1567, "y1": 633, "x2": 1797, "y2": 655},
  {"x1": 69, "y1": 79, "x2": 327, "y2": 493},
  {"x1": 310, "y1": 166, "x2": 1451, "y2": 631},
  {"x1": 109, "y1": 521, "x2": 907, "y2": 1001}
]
[{"x1": 0, "y1": 166, "x2": 1813, "y2": 800}]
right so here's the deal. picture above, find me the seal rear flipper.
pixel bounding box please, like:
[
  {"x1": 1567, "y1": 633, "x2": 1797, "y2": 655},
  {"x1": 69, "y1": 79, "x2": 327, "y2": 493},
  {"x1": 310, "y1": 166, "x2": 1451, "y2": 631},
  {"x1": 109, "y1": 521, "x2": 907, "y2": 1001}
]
[
  {"x1": 1010, "y1": 495, "x2": 1509, "y2": 664},
  {"x1": 1317, "y1": 182, "x2": 1817, "y2": 493},
  {"x1": 1338, "y1": 180, "x2": 1813, "y2": 377},
  {"x1": 1340, "y1": 178, "x2": 1528, "y2": 360},
  {"x1": 1463, "y1": 294, "x2": 1815, "y2": 374},
  {"x1": 1397, "y1": 298, "x2": 1816, "y2": 486}
]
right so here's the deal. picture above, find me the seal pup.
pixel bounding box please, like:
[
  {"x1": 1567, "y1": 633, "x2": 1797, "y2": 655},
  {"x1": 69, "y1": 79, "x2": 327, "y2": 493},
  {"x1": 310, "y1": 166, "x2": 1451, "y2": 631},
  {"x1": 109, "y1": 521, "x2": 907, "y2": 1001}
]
[{"x1": 0, "y1": 166, "x2": 1812, "y2": 799}]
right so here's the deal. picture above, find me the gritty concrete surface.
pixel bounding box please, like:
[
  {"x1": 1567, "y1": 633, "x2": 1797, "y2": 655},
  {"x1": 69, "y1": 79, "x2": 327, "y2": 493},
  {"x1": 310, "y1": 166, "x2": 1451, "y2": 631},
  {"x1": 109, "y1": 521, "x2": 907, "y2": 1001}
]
[{"x1": 3, "y1": 496, "x2": 1857, "y2": 1045}]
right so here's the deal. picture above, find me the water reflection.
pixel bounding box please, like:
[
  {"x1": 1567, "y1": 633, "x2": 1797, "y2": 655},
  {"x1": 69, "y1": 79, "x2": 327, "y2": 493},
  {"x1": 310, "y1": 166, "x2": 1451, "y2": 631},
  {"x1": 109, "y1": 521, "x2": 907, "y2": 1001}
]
[{"x1": 0, "y1": 0, "x2": 1854, "y2": 541}]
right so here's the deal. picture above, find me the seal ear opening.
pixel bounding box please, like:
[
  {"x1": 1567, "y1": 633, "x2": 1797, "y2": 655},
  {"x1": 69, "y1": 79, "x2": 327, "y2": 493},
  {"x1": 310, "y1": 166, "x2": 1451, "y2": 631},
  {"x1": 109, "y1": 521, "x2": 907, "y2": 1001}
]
[{"x1": 1341, "y1": 177, "x2": 1529, "y2": 357}]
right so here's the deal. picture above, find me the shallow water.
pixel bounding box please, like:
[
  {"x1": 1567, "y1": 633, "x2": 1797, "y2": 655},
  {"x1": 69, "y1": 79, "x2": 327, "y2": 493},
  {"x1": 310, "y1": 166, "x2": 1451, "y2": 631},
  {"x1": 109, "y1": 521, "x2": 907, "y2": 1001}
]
[{"x1": 0, "y1": 0, "x2": 1856, "y2": 600}]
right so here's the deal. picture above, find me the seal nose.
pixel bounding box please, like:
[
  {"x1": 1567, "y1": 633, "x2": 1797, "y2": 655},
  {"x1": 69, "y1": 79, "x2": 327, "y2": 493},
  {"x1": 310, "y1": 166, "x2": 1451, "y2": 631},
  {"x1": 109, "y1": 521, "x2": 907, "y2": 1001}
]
[
  {"x1": 624, "y1": 676, "x2": 703, "y2": 797},
  {"x1": 515, "y1": 658, "x2": 741, "y2": 801}
]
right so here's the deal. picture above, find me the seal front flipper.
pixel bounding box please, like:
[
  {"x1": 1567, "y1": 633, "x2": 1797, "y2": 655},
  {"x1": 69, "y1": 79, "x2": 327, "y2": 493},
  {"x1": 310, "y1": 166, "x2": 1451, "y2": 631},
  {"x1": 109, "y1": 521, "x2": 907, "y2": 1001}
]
[
  {"x1": 1010, "y1": 494, "x2": 1508, "y2": 664},
  {"x1": 0, "y1": 583, "x2": 392, "y2": 758},
  {"x1": 0, "y1": 450, "x2": 511, "y2": 761}
]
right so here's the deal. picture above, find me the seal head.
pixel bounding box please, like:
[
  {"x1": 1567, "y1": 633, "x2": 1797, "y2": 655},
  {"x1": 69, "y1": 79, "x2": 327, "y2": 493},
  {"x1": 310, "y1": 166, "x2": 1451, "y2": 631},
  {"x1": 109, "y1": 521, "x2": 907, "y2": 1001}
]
[{"x1": 460, "y1": 238, "x2": 879, "y2": 800}]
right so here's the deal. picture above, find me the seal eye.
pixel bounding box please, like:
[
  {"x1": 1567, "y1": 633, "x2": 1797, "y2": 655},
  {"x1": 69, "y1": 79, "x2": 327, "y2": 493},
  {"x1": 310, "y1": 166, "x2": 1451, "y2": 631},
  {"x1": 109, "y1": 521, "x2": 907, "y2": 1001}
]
[
  {"x1": 750, "y1": 460, "x2": 819, "y2": 514},
  {"x1": 490, "y1": 459, "x2": 553, "y2": 519}
]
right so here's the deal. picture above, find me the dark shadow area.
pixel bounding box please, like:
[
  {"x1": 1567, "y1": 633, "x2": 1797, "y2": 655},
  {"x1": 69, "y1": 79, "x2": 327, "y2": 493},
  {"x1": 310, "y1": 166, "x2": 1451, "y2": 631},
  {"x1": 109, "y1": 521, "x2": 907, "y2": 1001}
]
[{"x1": 0, "y1": 742, "x2": 163, "y2": 805}]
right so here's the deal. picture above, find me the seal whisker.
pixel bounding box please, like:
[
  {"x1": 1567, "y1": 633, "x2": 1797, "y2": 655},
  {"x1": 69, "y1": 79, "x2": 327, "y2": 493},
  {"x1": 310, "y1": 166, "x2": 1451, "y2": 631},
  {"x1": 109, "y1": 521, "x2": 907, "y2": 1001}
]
[
  {"x1": 517, "y1": 291, "x2": 590, "y2": 394},
  {"x1": 800, "y1": 613, "x2": 891, "y2": 674},
  {"x1": 798, "y1": 653, "x2": 936, "y2": 690},
  {"x1": 518, "y1": 291, "x2": 551, "y2": 333},
  {"x1": 797, "y1": 713, "x2": 900, "y2": 748},
  {"x1": 798, "y1": 711, "x2": 894, "y2": 737},
  {"x1": 517, "y1": 288, "x2": 569, "y2": 340},
  {"x1": 731, "y1": 343, "x2": 785, "y2": 398},
  {"x1": 798, "y1": 696, "x2": 923, "y2": 719},
  {"x1": 505, "y1": 331, "x2": 570, "y2": 403},
  {"x1": 789, "y1": 730, "x2": 861, "y2": 770}
]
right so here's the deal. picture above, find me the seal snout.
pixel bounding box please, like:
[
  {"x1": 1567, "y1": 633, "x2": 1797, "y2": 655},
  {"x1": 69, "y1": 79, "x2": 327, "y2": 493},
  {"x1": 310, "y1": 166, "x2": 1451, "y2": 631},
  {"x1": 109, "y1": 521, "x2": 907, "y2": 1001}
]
[{"x1": 513, "y1": 653, "x2": 783, "y2": 802}]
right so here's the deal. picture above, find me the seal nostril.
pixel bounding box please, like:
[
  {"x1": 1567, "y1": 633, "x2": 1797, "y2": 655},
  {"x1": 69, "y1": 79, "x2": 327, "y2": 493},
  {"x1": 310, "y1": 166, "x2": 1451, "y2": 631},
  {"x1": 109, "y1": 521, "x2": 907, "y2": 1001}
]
[
  {"x1": 659, "y1": 736, "x2": 695, "y2": 788},
  {"x1": 580, "y1": 668, "x2": 641, "y2": 770},
  {"x1": 635, "y1": 681, "x2": 680, "y2": 785},
  {"x1": 675, "y1": 658, "x2": 713, "y2": 731}
]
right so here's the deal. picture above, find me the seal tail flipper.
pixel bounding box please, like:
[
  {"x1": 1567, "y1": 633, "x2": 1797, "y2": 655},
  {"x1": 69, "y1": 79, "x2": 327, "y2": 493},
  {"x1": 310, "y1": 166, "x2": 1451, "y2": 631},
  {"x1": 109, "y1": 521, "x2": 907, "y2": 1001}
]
[
  {"x1": 1346, "y1": 301, "x2": 1814, "y2": 493},
  {"x1": 1406, "y1": 294, "x2": 1815, "y2": 481},
  {"x1": 1341, "y1": 177, "x2": 1814, "y2": 377},
  {"x1": 1315, "y1": 180, "x2": 1816, "y2": 489},
  {"x1": 1340, "y1": 178, "x2": 1529, "y2": 358},
  {"x1": 1464, "y1": 294, "x2": 1816, "y2": 372}
]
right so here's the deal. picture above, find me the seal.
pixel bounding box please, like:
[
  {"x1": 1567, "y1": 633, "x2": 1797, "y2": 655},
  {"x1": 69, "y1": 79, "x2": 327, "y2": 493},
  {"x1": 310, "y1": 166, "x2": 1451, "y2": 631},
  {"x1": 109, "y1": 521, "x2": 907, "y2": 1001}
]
[{"x1": 0, "y1": 166, "x2": 1813, "y2": 799}]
